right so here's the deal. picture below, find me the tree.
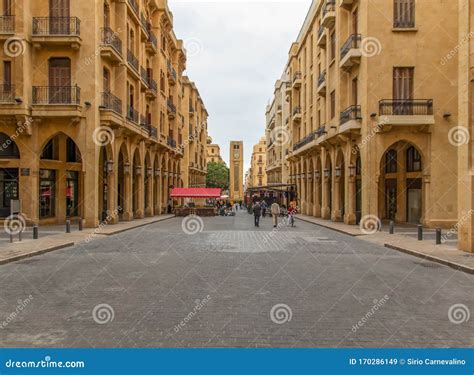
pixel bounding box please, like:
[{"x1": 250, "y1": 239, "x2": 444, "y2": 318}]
[{"x1": 206, "y1": 162, "x2": 229, "y2": 190}]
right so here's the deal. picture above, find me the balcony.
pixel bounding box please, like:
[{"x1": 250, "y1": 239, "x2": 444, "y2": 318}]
[
  {"x1": 0, "y1": 16, "x2": 15, "y2": 37},
  {"x1": 127, "y1": 49, "x2": 140, "y2": 78},
  {"x1": 0, "y1": 84, "x2": 14, "y2": 103},
  {"x1": 167, "y1": 136, "x2": 177, "y2": 148},
  {"x1": 126, "y1": 106, "x2": 139, "y2": 125},
  {"x1": 189, "y1": 105, "x2": 195, "y2": 116},
  {"x1": 146, "y1": 78, "x2": 158, "y2": 99},
  {"x1": 317, "y1": 25, "x2": 326, "y2": 48},
  {"x1": 379, "y1": 99, "x2": 435, "y2": 126},
  {"x1": 32, "y1": 86, "x2": 81, "y2": 119},
  {"x1": 339, "y1": 105, "x2": 362, "y2": 133},
  {"x1": 293, "y1": 132, "x2": 316, "y2": 152},
  {"x1": 100, "y1": 27, "x2": 122, "y2": 62},
  {"x1": 167, "y1": 61, "x2": 177, "y2": 85},
  {"x1": 140, "y1": 67, "x2": 150, "y2": 91},
  {"x1": 322, "y1": 1, "x2": 336, "y2": 28},
  {"x1": 285, "y1": 81, "x2": 292, "y2": 95},
  {"x1": 167, "y1": 99, "x2": 176, "y2": 119},
  {"x1": 292, "y1": 71, "x2": 302, "y2": 88},
  {"x1": 150, "y1": 127, "x2": 158, "y2": 140},
  {"x1": 292, "y1": 106, "x2": 302, "y2": 122},
  {"x1": 146, "y1": 31, "x2": 158, "y2": 54},
  {"x1": 127, "y1": 0, "x2": 140, "y2": 22},
  {"x1": 100, "y1": 92, "x2": 123, "y2": 126},
  {"x1": 32, "y1": 17, "x2": 81, "y2": 49},
  {"x1": 317, "y1": 70, "x2": 327, "y2": 96},
  {"x1": 340, "y1": 34, "x2": 362, "y2": 69}
]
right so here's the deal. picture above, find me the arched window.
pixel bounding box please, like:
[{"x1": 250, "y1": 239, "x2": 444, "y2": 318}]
[
  {"x1": 385, "y1": 149, "x2": 397, "y2": 173},
  {"x1": 407, "y1": 146, "x2": 422, "y2": 172},
  {"x1": 0, "y1": 133, "x2": 19, "y2": 158},
  {"x1": 356, "y1": 156, "x2": 361, "y2": 176},
  {"x1": 41, "y1": 138, "x2": 58, "y2": 160}
]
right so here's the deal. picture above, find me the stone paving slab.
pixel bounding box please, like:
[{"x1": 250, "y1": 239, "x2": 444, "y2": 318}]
[
  {"x1": 0, "y1": 215, "x2": 175, "y2": 266},
  {"x1": 297, "y1": 214, "x2": 474, "y2": 275}
]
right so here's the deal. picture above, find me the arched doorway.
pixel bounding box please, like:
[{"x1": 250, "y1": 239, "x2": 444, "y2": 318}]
[
  {"x1": 39, "y1": 133, "x2": 82, "y2": 222},
  {"x1": 153, "y1": 154, "x2": 159, "y2": 214},
  {"x1": 117, "y1": 143, "x2": 129, "y2": 220},
  {"x1": 144, "y1": 152, "x2": 152, "y2": 216},
  {"x1": 323, "y1": 152, "x2": 332, "y2": 220},
  {"x1": 315, "y1": 156, "x2": 322, "y2": 218},
  {"x1": 132, "y1": 149, "x2": 142, "y2": 218},
  {"x1": 335, "y1": 149, "x2": 345, "y2": 222},
  {"x1": 0, "y1": 132, "x2": 20, "y2": 218},
  {"x1": 379, "y1": 141, "x2": 423, "y2": 224},
  {"x1": 308, "y1": 159, "x2": 314, "y2": 216},
  {"x1": 98, "y1": 146, "x2": 112, "y2": 222}
]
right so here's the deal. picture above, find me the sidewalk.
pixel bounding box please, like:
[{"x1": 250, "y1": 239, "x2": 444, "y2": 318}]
[
  {"x1": 297, "y1": 214, "x2": 474, "y2": 274},
  {"x1": 0, "y1": 214, "x2": 175, "y2": 266}
]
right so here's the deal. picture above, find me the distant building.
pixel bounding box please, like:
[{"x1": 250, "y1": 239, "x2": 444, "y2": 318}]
[
  {"x1": 206, "y1": 137, "x2": 226, "y2": 166},
  {"x1": 229, "y1": 141, "x2": 244, "y2": 202},
  {"x1": 247, "y1": 137, "x2": 267, "y2": 188}
]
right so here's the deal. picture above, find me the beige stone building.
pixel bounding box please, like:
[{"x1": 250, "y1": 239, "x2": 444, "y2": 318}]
[
  {"x1": 206, "y1": 136, "x2": 225, "y2": 165},
  {"x1": 457, "y1": 0, "x2": 474, "y2": 252},
  {"x1": 266, "y1": 78, "x2": 290, "y2": 186},
  {"x1": 267, "y1": 0, "x2": 467, "y2": 247},
  {"x1": 229, "y1": 141, "x2": 243, "y2": 203},
  {"x1": 247, "y1": 136, "x2": 267, "y2": 188},
  {"x1": 0, "y1": 0, "x2": 207, "y2": 227}
]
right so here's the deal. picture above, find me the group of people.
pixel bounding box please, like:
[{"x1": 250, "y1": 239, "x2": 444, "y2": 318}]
[{"x1": 252, "y1": 201, "x2": 297, "y2": 228}]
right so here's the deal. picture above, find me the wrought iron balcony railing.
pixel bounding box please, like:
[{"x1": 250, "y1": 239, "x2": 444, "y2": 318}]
[
  {"x1": 101, "y1": 27, "x2": 122, "y2": 56},
  {"x1": 127, "y1": 0, "x2": 139, "y2": 16},
  {"x1": 127, "y1": 49, "x2": 139, "y2": 72},
  {"x1": 0, "y1": 15, "x2": 15, "y2": 34},
  {"x1": 316, "y1": 125, "x2": 327, "y2": 137},
  {"x1": 318, "y1": 70, "x2": 327, "y2": 87},
  {"x1": 340, "y1": 105, "x2": 362, "y2": 125},
  {"x1": 101, "y1": 92, "x2": 122, "y2": 115},
  {"x1": 293, "y1": 132, "x2": 316, "y2": 152},
  {"x1": 293, "y1": 71, "x2": 302, "y2": 82},
  {"x1": 167, "y1": 61, "x2": 177, "y2": 81},
  {"x1": 167, "y1": 99, "x2": 176, "y2": 113},
  {"x1": 379, "y1": 99, "x2": 433, "y2": 116},
  {"x1": 126, "y1": 106, "x2": 139, "y2": 123},
  {"x1": 147, "y1": 31, "x2": 158, "y2": 49},
  {"x1": 292, "y1": 106, "x2": 301, "y2": 116},
  {"x1": 32, "y1": 86, "x2": 80, "y2": 105},
  {"x1": 340, "y1": 34, "x2": 361, "y2": 60},
  {"x1": 318, "y1": 25, "x2": 325, "y2": 39},
  {"x1": 32, "y1": 17, "x2": 80, "y2": 36},
  {"x1": 167, "y1": 136, "x2": 177, "y2": 148},
  {"x1": 0, "y1": 84, "x2": 14, "y2": 102},
  {"x1": 150, "y1": 127, "x2": 158, "y2": 139},
  {"x1": 322, "y1": 0, "x2": 336, "y2": 17}
]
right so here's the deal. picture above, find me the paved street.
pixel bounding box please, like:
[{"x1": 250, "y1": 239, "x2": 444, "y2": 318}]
[{"x1": 0, "y1": 211, "x2": 472, "y2": 348}]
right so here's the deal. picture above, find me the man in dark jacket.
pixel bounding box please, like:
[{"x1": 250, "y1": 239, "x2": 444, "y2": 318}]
[{"x1": 253, "y1": 202, "x2": 262, "y2": 227}]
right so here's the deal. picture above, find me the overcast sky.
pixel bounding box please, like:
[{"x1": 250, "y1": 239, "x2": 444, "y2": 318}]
[{"x1": 169, "y1": 0, "x2": 312, "y2": 171}]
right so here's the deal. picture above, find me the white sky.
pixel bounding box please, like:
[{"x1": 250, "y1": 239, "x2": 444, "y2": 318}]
[{"x1": 169, "y1": 0, "x2": 312, "y2": 171}]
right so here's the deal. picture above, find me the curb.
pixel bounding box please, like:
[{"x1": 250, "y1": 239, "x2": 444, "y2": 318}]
[
  {"x1": 296, "y1": 216, "x2": 364, "y2": 237},
  {"x1": 0, "y1": 242, "x2": 75, "y2": 266},
  {"x1": 384, "y1": 244, "x2": 474, "y2": 275},
  {"x1": 98, "y1": 215, "x2": 176, "y2": 236}
]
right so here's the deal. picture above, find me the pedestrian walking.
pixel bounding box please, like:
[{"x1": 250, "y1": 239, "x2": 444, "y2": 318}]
[
  {"x1": 261, "y1": 201, "x2": 267, "y2": 218},
  {"x1": 253, "y1": 202, "x2": 262, "y2": 227},
  {"x1": 271, "y1": 201, "x2": 280, "y2": 228}
]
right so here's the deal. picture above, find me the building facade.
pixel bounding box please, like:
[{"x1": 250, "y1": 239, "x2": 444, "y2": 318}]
[
  {"x1": 266, "y1": 79, "x2": 290, "y2": 186},
  {"x1": 229, "y1": 141, "x2": 243, "y2": 203},
  {"x1": 247, "y1": 137, "x2": 267, "y2": 188},
  {"x1": 267, "y1": 0, "x2": 468, "y2": 248},
  {"x1": 457, "y1": 0, "x2": 474, "y2": 252},
  {"x1": 206, "y1": 137, "x2": 226, "y2": 165},
  {"x1": 0, "y1": 0, "x2": 207, "y2": 227}
]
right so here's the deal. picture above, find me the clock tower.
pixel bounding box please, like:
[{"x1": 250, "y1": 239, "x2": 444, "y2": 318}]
[{"x1": 229, "y1": 141, "x2": 244, "y2": 203}]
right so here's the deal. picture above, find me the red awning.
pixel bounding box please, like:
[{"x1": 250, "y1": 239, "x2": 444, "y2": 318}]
[{"x1": 170, "y1": 188, "x2": 222, "y2": 198}]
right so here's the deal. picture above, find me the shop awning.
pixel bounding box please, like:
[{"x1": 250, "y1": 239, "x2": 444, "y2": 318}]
[{"x1": 171, "y1": 188, "x2": 222, "y2": 198}]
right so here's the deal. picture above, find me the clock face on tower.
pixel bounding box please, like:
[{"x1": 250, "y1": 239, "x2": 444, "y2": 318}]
[{"x1": 233, "y1": 151, "x2": 239, "y2": 159}]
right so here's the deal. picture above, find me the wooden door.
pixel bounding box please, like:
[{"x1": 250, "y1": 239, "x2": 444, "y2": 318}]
[
  {"x1": 49, "y1": 58, "x2": 71, "y2": 103},
  {"x1": 393, "y1": 67, "x2": 413, "y2": 114},
  {"x1": 49, "y1": 0, "x2": 70, "y2": 34}
]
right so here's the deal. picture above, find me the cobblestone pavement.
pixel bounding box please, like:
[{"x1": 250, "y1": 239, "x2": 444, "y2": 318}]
[{"x1": 0, "y1": 211, "x2": 472, "y2": 348}]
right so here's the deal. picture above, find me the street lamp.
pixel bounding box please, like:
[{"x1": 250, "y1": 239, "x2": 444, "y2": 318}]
[
  {"x1": 135, "y1": 166, "x2": 142, "y2": 176},
  {"x1": 324, "y1": 169, "x2": 331, "y2": 178},
  {"x1": 124, "y1": 162, "x2": 131, "y2": 175},
  {"x1": 106, "y1": 160, "x2": 114, "y2": 174},
  {"x1": 147, "y1": 167, "x2": 153, "y2": 177},
  {"x1": 348, "y1": 165, "x2": 356, "y2": 177},
  {"x1": 335, "y1": 166, "x2": 342, "y2": 178},
  {"x1": 155, "y1": 169, "x2": 160, "y2": 177},
  {"x1": 315, "y1": 170, "x2": 320, "y2": 179}
]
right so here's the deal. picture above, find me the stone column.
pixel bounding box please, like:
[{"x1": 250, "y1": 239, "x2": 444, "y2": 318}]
[{"x1": 345, "y1": 174, "x2": 356, "y2": 225}]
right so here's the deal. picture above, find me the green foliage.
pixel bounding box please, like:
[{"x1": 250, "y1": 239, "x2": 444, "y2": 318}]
[{"x1": 206, "y1": 162, "x2": 229, "y2": 190}]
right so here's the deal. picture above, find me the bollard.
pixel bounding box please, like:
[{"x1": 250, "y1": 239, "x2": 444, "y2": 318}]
[
  {"x1": 33, "y1": 224, "x2": 39, "y2": 239},
  {"x1": 436, "y1": 228, "x2": 442, "y2": 245},
  {"x1": 389, "y1": 220, "x2": 395, "y2": 235},
  {"x1": 9, "y1": 233, "x2": 13, "y2": 243},
  {"x1": 66, "y1": 219, "x2": 71, "y2": 233},
  {"x1": 78, "y1": 218, "x2": 83, "y2": 231},
  {"x1": 417, "y1": 225, "x2": 423, "y2": 241}
]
